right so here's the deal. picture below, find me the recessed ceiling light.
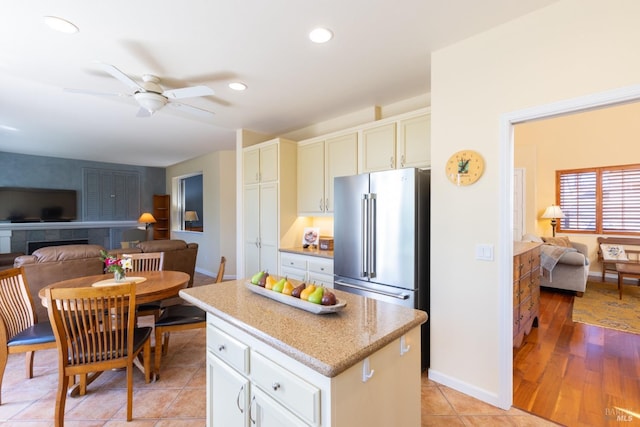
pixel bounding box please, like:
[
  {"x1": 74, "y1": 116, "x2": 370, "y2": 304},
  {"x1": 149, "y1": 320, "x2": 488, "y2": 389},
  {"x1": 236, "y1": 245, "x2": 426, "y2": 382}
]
[
  {"x1": 309, "y1": 27, "x2": 333, "y2": 44},
  {"x1": 43, "y1": 16, "x2": 79, "y2": 34},
  {"x1": 229, "y1": 82, "x2": 247, "y2": 91}
]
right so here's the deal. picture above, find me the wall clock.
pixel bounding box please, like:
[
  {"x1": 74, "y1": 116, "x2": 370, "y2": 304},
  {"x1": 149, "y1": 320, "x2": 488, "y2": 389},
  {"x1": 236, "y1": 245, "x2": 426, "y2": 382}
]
[{"x1": 446, "y1": 150, "x2": 485, "y2": 186}]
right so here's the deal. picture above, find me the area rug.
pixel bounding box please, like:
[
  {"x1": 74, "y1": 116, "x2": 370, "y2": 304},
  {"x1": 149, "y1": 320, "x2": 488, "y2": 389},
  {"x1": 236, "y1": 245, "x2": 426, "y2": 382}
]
[{"x1": 572, "y1": 281, "x2": 640, "y2": 334}]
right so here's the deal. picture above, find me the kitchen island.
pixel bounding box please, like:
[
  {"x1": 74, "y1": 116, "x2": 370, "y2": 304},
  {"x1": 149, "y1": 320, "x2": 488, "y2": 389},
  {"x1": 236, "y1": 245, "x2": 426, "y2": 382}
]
[{"x1": 180, "y1": 278, "x2": 427, "y2": 427}]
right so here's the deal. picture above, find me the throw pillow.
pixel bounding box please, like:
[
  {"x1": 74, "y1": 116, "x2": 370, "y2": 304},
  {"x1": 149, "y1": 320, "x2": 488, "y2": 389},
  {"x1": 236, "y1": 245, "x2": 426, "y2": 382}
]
[
  {"x1": 521, "y1": 233, "x2": 544, "y2": 243},
  {"x1": 600, "y1": 243, "x2": 628, "y2": 261},
  {"x1": 543, "y1": 236, "x2": 572, "y2": 248}
]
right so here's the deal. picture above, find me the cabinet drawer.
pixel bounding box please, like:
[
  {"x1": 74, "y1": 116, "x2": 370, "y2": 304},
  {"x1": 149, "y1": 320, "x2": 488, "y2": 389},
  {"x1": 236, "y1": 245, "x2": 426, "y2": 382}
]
[
  {"x1": 307, "y1": 259, "x2": 333, "y2": 275},
  {"x1": 308, "y1": 272, "x2": 334, "y2": 288},
  {"x1": 280, "y1": 267, "x2": 306, "y2": 282},
  {"x1": 207, "y1": 324, "x2": 249, "y2": 374},
  {"x1": 251, "y1": 351, "x2": 320, "y2": 426},
  {"x1": 281, "y1": 255, "x2": 307, "y2": 270}
]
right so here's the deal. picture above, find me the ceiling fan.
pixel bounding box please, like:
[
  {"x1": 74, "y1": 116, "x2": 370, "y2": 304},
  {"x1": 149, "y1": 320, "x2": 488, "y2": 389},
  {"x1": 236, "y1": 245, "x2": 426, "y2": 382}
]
[{"x1": 66, "y1": 62, "x2": 216, "y2": 118}]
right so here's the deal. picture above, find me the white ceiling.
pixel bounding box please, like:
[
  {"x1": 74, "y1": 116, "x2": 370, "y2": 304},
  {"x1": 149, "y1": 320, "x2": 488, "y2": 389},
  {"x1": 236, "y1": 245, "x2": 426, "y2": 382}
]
[{"x1": 0, "y1": 1, "x2": 559, "y2": 167}]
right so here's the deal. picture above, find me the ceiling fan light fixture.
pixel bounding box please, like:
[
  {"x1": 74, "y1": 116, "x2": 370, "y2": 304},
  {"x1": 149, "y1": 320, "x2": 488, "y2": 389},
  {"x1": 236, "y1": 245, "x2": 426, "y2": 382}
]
[
  {"x1": 134, "y1": 92, "x2": 167, "y2": 113},
  {"x1": 228, "y1": 82, "x2": 247, "y2": 91},
  {"x1": 309, "y1": 27, "x2": 333, "y2": 43},
  {"x1": 43, "y1": 16, "x2": 79, "y2": 34}
]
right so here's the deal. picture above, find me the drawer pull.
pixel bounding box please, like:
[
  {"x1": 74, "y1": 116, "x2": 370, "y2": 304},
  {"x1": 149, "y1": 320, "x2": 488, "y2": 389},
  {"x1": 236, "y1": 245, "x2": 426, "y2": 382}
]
[
  {"x1": 362, "y1": 357, "x2": 375, "y2": 383},
  {"x1": 218, "y1": 344, "x2": 226, "y2": 352},
  {"x1": 236, "y1": 385, "x2": 245, "y2": 414},
  {"x1": 400, "y1": 335, "x2": 411, "y2": 355},
  {"x1": 272, "y1": 382, "x2": 281, "y2": 391},
  {"x1": 249, "y1": 395, "x2": 256, "y2": 425}
]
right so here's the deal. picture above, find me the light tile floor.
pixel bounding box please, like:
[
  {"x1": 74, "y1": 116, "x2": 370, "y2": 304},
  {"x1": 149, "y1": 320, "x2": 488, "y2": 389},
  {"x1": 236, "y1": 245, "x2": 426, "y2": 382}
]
[{"x1": 1, "y1": 316, "x2": 558, "y2": 426}]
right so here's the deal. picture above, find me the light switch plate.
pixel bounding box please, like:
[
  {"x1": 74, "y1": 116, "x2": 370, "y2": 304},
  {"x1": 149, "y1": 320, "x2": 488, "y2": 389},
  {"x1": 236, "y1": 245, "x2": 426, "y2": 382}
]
[{"x1": 476, "y1": 244, "x2": 494, "y2": 261}]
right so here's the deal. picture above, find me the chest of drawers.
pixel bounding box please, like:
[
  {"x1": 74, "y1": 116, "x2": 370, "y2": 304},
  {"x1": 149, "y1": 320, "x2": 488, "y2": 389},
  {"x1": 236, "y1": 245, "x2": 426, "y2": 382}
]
[{"x1": 513, "y1": 242, "x2": 542, "y2": 347}]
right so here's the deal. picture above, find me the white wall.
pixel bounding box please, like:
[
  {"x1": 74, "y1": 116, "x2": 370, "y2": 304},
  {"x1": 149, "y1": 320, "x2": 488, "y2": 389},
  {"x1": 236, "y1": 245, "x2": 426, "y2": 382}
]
[
  {"x1": 166, "y1": 150, "x2": 236, "y2": 278},
  {"x1": 429, "y1": 0, "x2": 640, "y2": 408}
]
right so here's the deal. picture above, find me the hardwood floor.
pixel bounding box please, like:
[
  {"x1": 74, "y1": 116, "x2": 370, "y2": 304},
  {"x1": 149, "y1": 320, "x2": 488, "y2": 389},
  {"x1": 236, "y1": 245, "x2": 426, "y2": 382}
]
[{"x1": 513, "y1": 282, "x2": 640, "y2": 427}]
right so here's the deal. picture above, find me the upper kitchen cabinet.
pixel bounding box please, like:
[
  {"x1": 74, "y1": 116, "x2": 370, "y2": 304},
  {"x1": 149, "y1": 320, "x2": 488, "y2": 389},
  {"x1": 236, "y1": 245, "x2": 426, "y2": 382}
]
[
  {"x1": 361, "y1": 123, "x2": 397, "y2": 172},
  {"x1": 297, "y1": 132, "x2": 357, "y2": 215},
  {"x1": 360, "y1": 109, "x2": 431, "y2": 173},
  {"x1": 243, "y1": 142, "x2": 279, "y2": 184},
  {"x1": 397, "y1": 112, "x2": 430, "y2": 169},
  {"x1": 242, "y1": 138, "x2": 297, "y2": 277}
]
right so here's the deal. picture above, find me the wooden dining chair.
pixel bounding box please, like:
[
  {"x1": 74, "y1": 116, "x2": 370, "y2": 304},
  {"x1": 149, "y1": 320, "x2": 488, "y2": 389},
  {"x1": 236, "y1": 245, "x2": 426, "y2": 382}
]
[
  {"x1": 154, "y1": 256, "x2": 225, "y2": 377},
  {"x1": 45, "y1": 282, "x2": 152, "y2": 426},
  {"x1": 0, "y1": 267, "x2": 57, "y2": 405},
  {"x1": 124, "y1": 252, "x2": 165, "y2": 321}
]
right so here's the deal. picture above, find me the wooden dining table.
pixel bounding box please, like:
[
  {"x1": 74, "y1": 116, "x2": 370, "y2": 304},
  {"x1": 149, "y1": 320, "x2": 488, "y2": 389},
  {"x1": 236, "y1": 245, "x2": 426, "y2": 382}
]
[
  {"x1": 38, "y1": 270, "x2": 190, "y2": 307},
  {"x1": 38, "y1": 270, "x2": 190, "y2": 393}
]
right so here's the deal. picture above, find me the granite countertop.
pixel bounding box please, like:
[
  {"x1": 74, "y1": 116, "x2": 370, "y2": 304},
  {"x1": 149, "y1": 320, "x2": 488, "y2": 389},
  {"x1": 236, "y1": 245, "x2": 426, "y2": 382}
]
[
  {"x1": 180, "y1": 278, "x2": 427, "y2": 378},
  {"x1": 279, "y1": 246, "x2": 334, "y2": 259}
]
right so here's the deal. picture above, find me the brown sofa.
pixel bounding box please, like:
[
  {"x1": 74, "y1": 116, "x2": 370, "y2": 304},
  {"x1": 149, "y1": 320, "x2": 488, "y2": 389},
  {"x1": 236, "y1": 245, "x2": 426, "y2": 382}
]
[
  {"x1": 14, "y1": 244, "x2": 105, "y2": 321},
  {"x1": 109, "y1": 240, "x2": 198, "y2": 285},
  {"x1": 14, "y1": 240, "x2": 199, "y2": 322}
]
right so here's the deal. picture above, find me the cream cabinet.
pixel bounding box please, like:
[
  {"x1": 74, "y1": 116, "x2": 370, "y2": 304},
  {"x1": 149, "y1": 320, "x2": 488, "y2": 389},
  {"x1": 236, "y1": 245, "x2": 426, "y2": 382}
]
[
  {"x1": 243, "y1": 138, "x2": 297, "y2": 277},
  {"x1": 397, "y1": 113, "x2": 430, "y2": 168},
  {"x1": 243, "y1": 142, "x2": 279, "y2": 184},
  {"x1": 297, "y1": 132, "x2": 357, "y2": 215},
  {"x1": 360, "y1": 110, "x2": 431, "y2": 173},
  {"x1": 206, "y1": 312, "x2": 421, "y2": 427},
  {"x1": 361, "y1": 123, "x2": 397, "y2": 172},
  {"x1": 280, "y1": 252, "x2": 334, "y2": 288}
]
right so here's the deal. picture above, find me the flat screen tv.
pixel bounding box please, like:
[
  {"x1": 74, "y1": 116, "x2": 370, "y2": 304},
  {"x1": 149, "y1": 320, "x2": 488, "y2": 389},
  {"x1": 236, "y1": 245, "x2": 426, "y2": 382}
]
[{"x1": 0, "y1": 187, "x2": 77, "y2": 222}]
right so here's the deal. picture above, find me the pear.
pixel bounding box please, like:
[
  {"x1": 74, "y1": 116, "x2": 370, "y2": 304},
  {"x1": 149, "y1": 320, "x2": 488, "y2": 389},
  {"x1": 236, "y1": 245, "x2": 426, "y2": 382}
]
[
  {"x1": 308, "y1": 286, "x2": 325, "y2": 304},
  {"x1": 300, "y1": 283, "x2": 316, "y2": 301},
  {"x1": 258, "y1": 271, "x2": 269, "y2": 287},
  {"x1": 291, "y1": 282, "x2": 306, "y2": 298},
  {"x1": 250, "y1": 270, "x2": 265, "y2": 285},
  {"x1": 265, "y1": 275, "x2": 276, "y2": 290},
  {"x1": 272, "y1": 277, "x2": 286, "y2": 293},
  {"x1": 282, "y1": 279, "x2": 294, "y2": 296},
  {"x1": 321, "y1": 289, "x2": 337, "y2": 306}
]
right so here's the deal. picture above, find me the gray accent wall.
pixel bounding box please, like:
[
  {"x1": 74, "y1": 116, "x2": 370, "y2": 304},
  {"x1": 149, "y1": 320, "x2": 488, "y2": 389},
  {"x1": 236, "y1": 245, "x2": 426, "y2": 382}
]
[{"x1": 0, "y1": 151, "x2": 166, "y2": 253}]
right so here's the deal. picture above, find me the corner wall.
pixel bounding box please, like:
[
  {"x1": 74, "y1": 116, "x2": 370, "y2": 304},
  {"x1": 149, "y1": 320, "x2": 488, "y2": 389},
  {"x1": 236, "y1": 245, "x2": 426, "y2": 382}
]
[
  {"x1": 166, "y1": 150, "x2": 236, "y2": 278},
  {"x1": 429, "y1": 0, "x2": 640, "y2": 408}
]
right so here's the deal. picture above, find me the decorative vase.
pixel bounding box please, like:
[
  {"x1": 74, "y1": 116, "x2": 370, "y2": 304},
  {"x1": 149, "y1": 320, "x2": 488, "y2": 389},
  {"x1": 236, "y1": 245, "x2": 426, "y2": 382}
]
[{"x1": 114, "y1": 270, "x2": 126, "y2": 282}]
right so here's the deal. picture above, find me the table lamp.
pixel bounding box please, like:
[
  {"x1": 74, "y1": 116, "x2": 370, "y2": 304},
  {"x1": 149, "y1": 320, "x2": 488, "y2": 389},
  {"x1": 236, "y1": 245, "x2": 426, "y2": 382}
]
[
  {"x1": 138, "y1": 212, "x2": 156, "y2": 230},
  {"x1": 541, "y1": 205, "x2": 564, "y2": 237},
  {"x1": 185, "y1": 211, "x2": 199, "y2": 230}
]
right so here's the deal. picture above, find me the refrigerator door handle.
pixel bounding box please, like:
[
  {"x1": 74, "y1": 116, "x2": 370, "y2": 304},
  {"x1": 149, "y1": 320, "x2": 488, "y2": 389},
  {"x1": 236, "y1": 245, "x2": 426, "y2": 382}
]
[
  {"x1": 368, "y1": 193, "x2": 376, "y2": 279},
  {"x1": 361, "y1": 195, "x2": 367, "y2": 277},
  {"x1": 335, "y1": 280, "x2": 410, "y2": 300}
]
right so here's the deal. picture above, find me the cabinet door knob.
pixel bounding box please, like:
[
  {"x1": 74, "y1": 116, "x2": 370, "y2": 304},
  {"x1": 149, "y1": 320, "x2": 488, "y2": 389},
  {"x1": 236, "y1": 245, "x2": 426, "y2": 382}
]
[
  {"x1": 272, "y1": 382, "x2": 281, "y2": 391},
  {"x1": 390, "y1": 156, "x2": 394, "y2": 168},
  {"x1": 236, "y1": 385, "x2": 245, "y2": 413},
  {"x1": 362, "y1": 357, "x2": 375, "y2": 382},
  {"x1": 319, "y1": 198, "x2": 324, "y2": 210},
  {"x1": 218, "y1": 344, "x2": 226, "y2": 352}
]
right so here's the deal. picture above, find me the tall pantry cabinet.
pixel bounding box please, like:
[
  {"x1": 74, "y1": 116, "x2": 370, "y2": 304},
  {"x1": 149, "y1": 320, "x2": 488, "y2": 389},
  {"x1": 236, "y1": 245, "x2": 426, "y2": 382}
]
[{"x1": 243, "y1": 138, "x2": 297, "y2": 277}]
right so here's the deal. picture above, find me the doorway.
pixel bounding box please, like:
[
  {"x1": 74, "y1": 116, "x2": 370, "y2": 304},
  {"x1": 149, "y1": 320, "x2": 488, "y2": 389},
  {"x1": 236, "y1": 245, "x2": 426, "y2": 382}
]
[{"x1": 503, "y1": 86, "x2": 640, "y2": 412}]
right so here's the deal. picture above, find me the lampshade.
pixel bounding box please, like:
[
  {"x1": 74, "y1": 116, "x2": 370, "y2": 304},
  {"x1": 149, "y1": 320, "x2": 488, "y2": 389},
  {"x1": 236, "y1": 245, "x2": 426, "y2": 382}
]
[
  {"x1": 184, "y1": 211, "x2": 199, "y2": 222},
  {"x1": 138, "y1": 212, "x2": 156, "y2": 224},
  {"x1": 541, "y1": 205, "x2": 565, "y2": 219}
]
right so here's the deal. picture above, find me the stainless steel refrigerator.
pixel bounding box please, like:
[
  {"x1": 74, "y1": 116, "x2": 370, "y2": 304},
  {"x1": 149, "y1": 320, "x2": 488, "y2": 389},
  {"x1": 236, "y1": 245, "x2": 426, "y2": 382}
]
[{"x1": 334, "y1": 167, "x2": 429, "y2": 369}]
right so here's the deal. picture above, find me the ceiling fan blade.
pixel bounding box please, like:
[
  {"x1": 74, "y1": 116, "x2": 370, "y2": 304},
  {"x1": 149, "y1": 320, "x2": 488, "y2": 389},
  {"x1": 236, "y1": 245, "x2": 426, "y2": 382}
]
[
  {"x1": 96, "y1": 62, "x2": 142, "y2": 92},
  {"x1": 168, "y1": 102, "x2": 215, "y2": 117},
  {"x1": 64, "y1": 88, "x2": 130, "y2": 98},
  {"x1": 163, "y1": 85, "x2": 214, "y2": 100}
]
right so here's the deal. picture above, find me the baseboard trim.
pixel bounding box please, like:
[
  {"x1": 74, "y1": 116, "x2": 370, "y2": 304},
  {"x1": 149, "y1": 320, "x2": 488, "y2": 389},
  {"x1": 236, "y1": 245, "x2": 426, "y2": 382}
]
[{"x1": 427, "y1": 368, "x2": 509, "y2": 410}]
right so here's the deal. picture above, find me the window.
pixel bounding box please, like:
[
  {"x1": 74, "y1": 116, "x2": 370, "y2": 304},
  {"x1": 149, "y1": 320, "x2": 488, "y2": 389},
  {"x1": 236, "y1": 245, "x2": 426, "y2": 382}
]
[
  {"x1": 557, "y1": 164, "x2": 640, "y2": 234},
  {"x1": 177, "y1": 174, "x2": 203, "y2": 232}
]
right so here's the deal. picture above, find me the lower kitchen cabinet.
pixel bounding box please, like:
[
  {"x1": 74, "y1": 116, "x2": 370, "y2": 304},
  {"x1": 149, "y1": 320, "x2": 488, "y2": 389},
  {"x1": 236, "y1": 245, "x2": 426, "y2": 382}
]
[
  {"x1": 280, "y1": 252, "x2": 334, "y2": 287},
  {"x1": 205, "y1": 312, "x2": 421, "y2": 427}
]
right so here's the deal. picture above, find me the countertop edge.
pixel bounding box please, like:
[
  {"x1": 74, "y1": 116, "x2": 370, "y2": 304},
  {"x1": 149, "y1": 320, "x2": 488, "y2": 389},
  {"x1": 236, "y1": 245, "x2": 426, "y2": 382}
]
[
  {"x1": 279, "y1": 247, "x2": 334, "y2": 259},
  {"x1": 180, "y1": 290, "x2": 426, "y2": 377}
]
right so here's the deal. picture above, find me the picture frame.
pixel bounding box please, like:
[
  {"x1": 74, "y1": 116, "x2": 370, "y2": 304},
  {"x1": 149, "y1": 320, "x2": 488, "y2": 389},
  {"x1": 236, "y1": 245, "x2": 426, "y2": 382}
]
[{"x1": 302, "y1": 227, "x2": 320, "y2": 247}]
